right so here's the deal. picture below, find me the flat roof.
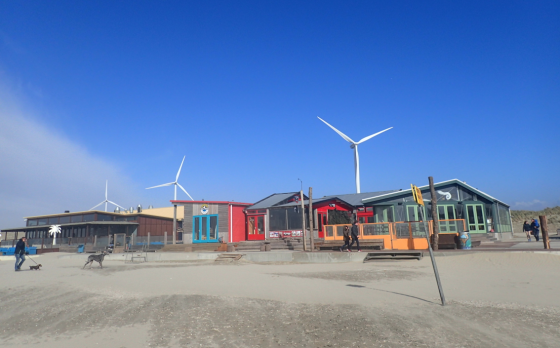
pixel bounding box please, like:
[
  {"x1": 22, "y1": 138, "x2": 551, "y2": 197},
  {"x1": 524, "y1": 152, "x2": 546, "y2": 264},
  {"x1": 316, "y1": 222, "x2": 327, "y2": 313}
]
[
  {"x1": 25, "y1": 209, "x2": 178, "y2": 220},
  {"x1": 1, "y1": 221, "x2": 138, "y2": 232},
  {"x1": 171, "y1": 200, "x2": 253, "y2": 206}
]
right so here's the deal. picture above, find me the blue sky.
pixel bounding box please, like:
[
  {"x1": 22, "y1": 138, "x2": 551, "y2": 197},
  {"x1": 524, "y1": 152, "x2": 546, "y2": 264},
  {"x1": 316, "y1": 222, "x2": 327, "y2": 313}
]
[{"x1": 1, "y1": 1, "x2": 559, "y2": 228}]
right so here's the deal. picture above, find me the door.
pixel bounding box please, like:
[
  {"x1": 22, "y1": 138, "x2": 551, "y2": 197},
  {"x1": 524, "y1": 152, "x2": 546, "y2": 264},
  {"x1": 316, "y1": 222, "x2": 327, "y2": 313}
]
[
  {"x1": 317, "y1": 213, "x2": 327, "y2": 238},
  {"x1": 374, "y1": 206, "x2": 394, "y2": 223},
  {"x1": 193, "y1": 215, "x2": 219, "y2": 243},
  {"x1": 247, "y1": 215, "x2": 265, "y2": 240},
  {"x1": 437, "y1": 205, "x2": 460, "y2": 233},
  {"x1": 465, "y1": 204, "x2": 486, "y2": 233}
]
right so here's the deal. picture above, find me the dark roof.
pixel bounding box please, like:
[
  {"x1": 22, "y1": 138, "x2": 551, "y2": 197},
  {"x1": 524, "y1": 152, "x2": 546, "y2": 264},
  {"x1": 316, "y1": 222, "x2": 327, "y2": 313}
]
[
  {"x1": 246, "y1": 192, "x2": 303, "y2": 210},
  {"x1": 361, "y1": 179, "x2": 509, "y2": 207},
  {"x1": 277, "y1": 190, "x2": 399, "y2": 208}
]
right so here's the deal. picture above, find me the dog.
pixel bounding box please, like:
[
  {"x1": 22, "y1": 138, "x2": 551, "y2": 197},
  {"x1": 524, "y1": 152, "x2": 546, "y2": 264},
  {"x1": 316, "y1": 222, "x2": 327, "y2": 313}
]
[
  {"x1": 29, "y1": 264, "x2": 42, "y2": 270},
  {"x1": 83, "y1": 251, "x2": 108, "y2": 269}
]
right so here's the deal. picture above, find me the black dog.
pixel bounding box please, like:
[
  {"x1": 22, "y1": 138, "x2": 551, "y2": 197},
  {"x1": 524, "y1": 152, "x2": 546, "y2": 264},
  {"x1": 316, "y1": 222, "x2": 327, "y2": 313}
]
[
  {"x1": 29, "y1": 264, "x2": 42, "y2": 270},
  {"x1": 83, "y1": 251, "x2": 108, "y2": 269}
]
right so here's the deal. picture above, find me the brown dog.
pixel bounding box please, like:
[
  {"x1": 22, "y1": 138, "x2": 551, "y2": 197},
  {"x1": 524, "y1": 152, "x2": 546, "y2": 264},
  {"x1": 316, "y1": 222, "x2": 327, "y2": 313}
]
[{"x1": 29, "y1": 264, "x2": 42, "y2": 270}]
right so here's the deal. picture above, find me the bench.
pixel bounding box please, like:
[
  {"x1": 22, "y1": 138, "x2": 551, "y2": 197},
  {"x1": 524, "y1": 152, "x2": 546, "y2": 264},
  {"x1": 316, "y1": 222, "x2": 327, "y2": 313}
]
[
  {"x1": 364, "y1": 251, "x2": 423, "y2": 261},
  {"x1": 431, "y1": 233, "x2": 458, "y2": 249}
]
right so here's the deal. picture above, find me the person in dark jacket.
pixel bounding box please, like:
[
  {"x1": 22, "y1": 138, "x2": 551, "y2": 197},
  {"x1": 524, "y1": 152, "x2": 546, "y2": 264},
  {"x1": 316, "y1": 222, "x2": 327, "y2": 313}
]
[
  {"x1": 530, "y1": 219, "x2": 540, "y2": 242},
  {"x1": 523, "y1": 221, "x2": 532, "y2": 241},
  {"x1": 348, "y1": 221, "x2": 361, "y2": 252},
  {"x1": 14, "y1": 237, "x2": 27, "y2": 271},
  {"x1": 340, "y1": 226, "x2": 351, "y2": 252}
]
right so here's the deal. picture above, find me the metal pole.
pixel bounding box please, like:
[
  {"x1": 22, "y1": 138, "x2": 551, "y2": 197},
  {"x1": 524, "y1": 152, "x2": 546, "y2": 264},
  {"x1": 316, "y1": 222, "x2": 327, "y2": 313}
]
[
  {"x1": 419, "y1": 206, "x2": 446, "y2": 306},
  {"x1": 308, "y1": 187, "x2": 314, "y2": 252},
  {"x1": 301, "y1": 190, "x2": 307, "y2": 251},
  {"x1": 173, "y1": 205, "x2": 177, "y2": 245}
]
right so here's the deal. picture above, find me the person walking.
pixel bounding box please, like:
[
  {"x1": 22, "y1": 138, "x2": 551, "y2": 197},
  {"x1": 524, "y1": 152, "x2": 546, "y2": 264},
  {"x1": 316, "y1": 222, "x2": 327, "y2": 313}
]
[
  {"x1": 530, "y1": 218, "x2": 540, "y2": 242},
  {"x1": 339, "y1": 226, "x2": 351, "y2": 252},
  {"x1": 523, "y1": 220, "x2": 532, "y2": 241},
  {"x1": 14, "y1": 237, "x2": 27, "y2": 271},
  {"x1": 349, "y1": 220, "x2": 361, "y2": 252}
]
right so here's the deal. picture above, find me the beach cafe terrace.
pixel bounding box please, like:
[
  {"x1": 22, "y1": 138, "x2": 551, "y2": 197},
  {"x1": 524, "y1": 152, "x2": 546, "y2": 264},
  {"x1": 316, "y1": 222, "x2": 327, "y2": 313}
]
[{"x1": 322, "y1": 179, "x2": 513, "y2": 250}]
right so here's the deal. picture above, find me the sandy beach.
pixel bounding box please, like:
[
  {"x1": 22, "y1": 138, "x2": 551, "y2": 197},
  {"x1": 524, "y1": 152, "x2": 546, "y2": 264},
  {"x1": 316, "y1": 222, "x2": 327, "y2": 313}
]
[{"x1": 1, "y1": 251, "x2": 559, "y2": 347}]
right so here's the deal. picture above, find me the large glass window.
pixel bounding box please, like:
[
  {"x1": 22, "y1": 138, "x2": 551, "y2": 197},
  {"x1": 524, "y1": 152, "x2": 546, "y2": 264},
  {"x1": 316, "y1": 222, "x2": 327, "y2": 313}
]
[
  {"x1": 71, "y1": 215, "x2": 82, "y2": 223},
  {"x1": 96, "y1": 214, "x2": 113, "y2": 221},
  {"x1": 37, "y1": 218, "x2": 47, "y2": 226},
  {"x1": 27, "y1": 219, "x2": 38, "y2": 226},
  {"x1": 328, "y1": 210, "x2": 352, "y2": 225},
  {"x1": 209, "y1": 216, "x2": 217, "y2": 239},
  {"x1": 269, "y1": 208, "x2": 288, "y2": 231},
  {"x1": 59, "y1": 216, "x2": 70, "y2": 224},
  {"x1": 48, "y1": 217, "x2": 59, "y2": 224},
  {"x1": 83, "y1": 214, "x2": 95, "y2": 222}
]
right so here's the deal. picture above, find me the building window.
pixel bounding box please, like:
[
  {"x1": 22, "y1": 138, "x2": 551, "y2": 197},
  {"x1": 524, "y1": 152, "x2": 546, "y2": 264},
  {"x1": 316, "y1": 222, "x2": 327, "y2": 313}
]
[
  {"x1": 71, "y1": 215, "x2": 83, "y2": 223},
  {"x1": 96, "y1": 214, "x2": 113, "y2": 221},
  {"x1": 27, "y1": 220, "x2": 38, "y2": 226},
  {"x1": 60, "y1": 216, "x2": 70, "y2": 224}
]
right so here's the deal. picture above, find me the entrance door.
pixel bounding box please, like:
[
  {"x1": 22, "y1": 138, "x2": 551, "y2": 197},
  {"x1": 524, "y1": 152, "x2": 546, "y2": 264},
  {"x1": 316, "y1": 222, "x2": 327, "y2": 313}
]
[
  {"x1": 247, "y1": 215, "x2": 265, "y2": 240},
  {"x1": 406, "y1": 205, "x2": 425, "y2": 221},
  {"x1": 437, "y1": 205, "x2": 459, "y2": 233},
  {"x1": 193, "y1": 215, "x2": 219, "y2": 243},
  {"x1": 465, "y1": 204, "x2": 486, "y2": 233},
  {"x1": 317, "y1": 213, "x2": 327, "y2": 238},
  {"x1": 374, "y1": 206, "x2": 394, "y2": 223}
]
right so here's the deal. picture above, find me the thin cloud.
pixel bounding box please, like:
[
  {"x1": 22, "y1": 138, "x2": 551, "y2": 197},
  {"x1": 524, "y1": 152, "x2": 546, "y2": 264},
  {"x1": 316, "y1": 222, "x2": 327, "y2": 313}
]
[
  {"x1": 0, "y1": 88, "x2": 144, "y2": 229},
  {"x1": 513, "y1": 199, "x2": 547, "y2": 210}
]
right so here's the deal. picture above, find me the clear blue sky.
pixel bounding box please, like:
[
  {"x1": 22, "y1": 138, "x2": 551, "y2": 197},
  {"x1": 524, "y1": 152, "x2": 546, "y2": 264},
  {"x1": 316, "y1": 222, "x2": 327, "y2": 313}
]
[{"x1": 1, "y1": 1, "x2": 559, "y2": 228}]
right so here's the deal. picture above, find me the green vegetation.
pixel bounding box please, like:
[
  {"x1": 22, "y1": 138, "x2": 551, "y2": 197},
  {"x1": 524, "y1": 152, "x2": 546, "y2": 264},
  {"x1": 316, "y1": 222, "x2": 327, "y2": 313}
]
[{"x1": 511, "y1": 206, "x2": 560, "y2": 224}]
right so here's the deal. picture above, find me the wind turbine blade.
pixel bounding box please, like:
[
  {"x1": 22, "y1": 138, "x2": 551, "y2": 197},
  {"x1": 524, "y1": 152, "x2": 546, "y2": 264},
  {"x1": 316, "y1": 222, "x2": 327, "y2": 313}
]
[
  {"x1": 90, "y1": 201, "x2": 105, "y2": 211},
  {"x1": 177, "y1": 183, "x2": 194, "y2": 201},
  {"x1": 317, "y1": 117, "x2": 356, "y2": 144},
  {"x1": 146, "y1": 182, "x2": 175, "y2": 189},
  {"x1": 176, "y1": 156, "x2": 186, "y2": 181},
  {"x1": 105, "y1": 180, "x2": 108, "y2": 199},
  {"x1": 357, "y1": 127, "x2": 393, "y2": 144},
  {"x1": 108, "y1": 201, "x2": 126, "y2": 210}
]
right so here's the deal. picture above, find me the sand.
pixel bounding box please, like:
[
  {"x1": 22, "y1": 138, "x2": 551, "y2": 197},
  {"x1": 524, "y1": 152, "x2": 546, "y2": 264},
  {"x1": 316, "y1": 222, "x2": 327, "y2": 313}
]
[{"x1": 1, "y1": 252, "x2": 559, "y2": 347}]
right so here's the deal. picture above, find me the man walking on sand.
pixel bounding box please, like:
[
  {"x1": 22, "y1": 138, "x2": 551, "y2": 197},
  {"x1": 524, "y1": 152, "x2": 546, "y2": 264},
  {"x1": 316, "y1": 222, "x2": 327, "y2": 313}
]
[
  {"x1": 348, "y1": 220, "x2": 361, "y2": 252},
  {"x1": 530, "y1": 218, "x2": 540, "y2": 242},
  {"x1": 14, "y1": 237, "x2": 27, "y2": 271}
]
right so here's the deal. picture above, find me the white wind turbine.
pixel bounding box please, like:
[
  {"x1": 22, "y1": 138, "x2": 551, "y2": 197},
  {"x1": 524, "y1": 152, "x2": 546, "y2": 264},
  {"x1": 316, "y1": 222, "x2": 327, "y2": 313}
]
[
  {"x1": 90, "y1": 180, "x2": 126, "y2": 212},
  {"x1": 146, "y1": 156, "x2": 194, "y2": 200},
  {"x1": 318, "y1": 117, "x2": 393, "y2": 193}
]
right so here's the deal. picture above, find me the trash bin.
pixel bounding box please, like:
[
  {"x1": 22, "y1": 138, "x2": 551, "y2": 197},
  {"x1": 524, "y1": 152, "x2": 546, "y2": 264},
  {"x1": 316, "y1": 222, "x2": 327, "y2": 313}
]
[
  {"x1": 78, "y1": 244, "x2": 85, "y2": 253},
  {"x1": 459, "y1": 231, "x2": 471, "y2": 250}
]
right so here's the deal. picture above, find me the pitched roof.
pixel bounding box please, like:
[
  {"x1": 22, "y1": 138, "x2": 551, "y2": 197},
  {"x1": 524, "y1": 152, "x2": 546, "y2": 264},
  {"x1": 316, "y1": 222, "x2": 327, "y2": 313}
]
[
  {"x1": 361, "y1": 179, "x2": 509, "y2": 207},
  {"x1": 246, "y1": 192, "x2": 303, "y2": 210},
  {"x1": 277, "y1": 190, "x2": 398, "y2": 208}
]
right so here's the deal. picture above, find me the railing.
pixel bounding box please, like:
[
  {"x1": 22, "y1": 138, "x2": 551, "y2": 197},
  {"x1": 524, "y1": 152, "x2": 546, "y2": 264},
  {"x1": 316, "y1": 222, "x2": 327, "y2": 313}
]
[{"x1": 322, "y1": 219, "x2": 466, "y2": 250}]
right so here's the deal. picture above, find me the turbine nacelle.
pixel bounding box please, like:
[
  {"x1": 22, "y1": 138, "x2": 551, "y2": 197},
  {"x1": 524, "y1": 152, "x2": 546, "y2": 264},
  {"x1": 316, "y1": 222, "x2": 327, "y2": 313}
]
[{"x1": 350, "y1": 144, "x2": 356, "y2": 149}]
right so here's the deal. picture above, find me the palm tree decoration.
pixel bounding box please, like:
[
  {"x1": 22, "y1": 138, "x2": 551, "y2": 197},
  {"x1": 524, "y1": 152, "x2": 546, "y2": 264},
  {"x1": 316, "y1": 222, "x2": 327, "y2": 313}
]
[{"x1": 49, "y1": 225, "x2": 61, "y2": 245}]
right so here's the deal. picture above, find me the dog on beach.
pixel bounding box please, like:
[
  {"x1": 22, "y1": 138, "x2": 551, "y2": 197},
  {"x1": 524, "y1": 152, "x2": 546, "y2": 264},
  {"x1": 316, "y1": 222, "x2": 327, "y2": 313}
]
[
  {"x1": 83, "y1": 251, "x2": 108, "y2": 269},
  {"x1": 29, "y1": 264, "x2": 42, "y2": 270}
]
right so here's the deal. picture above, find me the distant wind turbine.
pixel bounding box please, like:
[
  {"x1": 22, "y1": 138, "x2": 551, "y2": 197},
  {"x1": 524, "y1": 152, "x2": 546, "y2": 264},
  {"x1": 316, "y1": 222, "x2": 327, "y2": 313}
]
[
  {"x1": 146, "y1": 156, "x2": 194, "y2": 200},
  {"x1": 318, "y1": 116, "x2": 393, "y2": 193},
  {"x1": 90, "y1": 180, "x2": 126, "y2": 212}
]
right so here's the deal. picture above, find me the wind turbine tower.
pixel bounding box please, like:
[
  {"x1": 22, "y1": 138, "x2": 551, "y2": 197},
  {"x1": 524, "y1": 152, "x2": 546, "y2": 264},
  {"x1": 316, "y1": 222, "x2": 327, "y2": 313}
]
[{"x1": 318, "y1": 117, "x2": 393, "y2": 193}]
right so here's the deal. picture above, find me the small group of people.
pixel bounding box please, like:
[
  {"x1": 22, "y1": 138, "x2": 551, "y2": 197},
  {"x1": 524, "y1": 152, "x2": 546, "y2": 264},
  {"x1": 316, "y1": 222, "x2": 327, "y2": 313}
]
[
  {"x1": 522, "y1": 219, "x2": 540, "y2": 242},
  {"x1": 340, "y1": 220, "x2": 361, "y2": 252}
]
